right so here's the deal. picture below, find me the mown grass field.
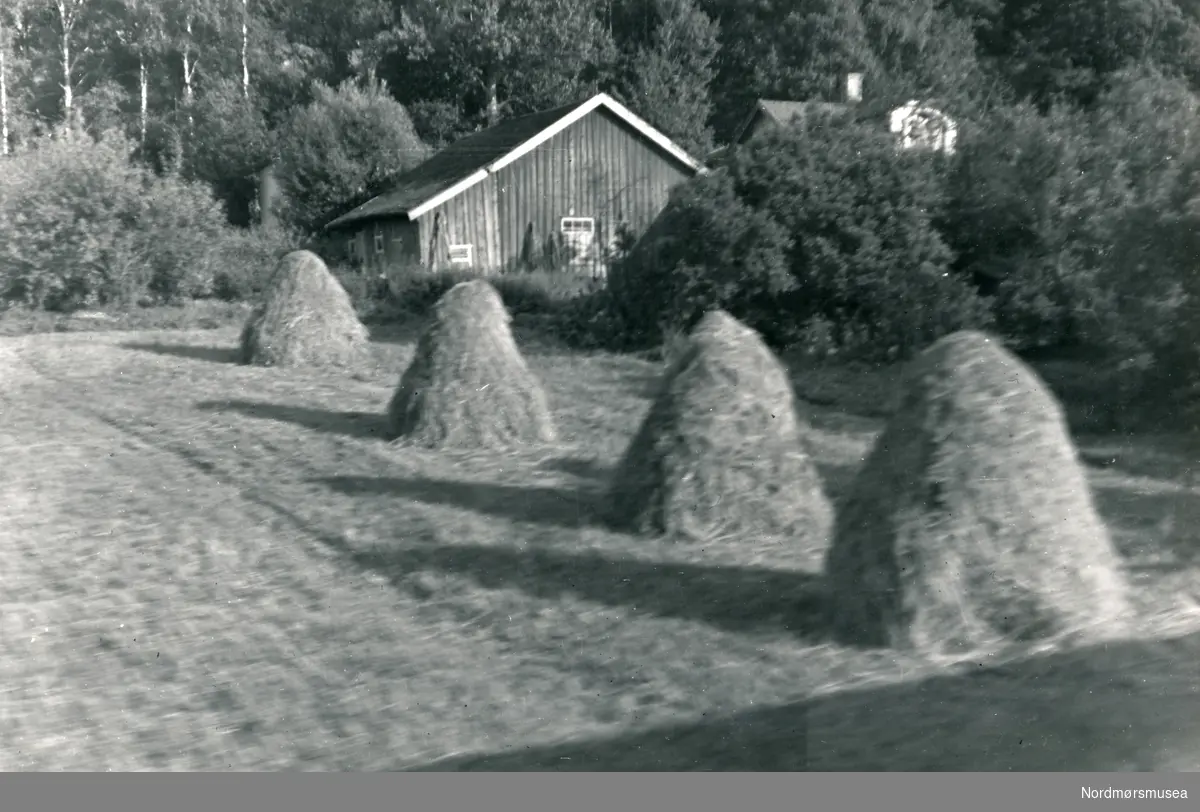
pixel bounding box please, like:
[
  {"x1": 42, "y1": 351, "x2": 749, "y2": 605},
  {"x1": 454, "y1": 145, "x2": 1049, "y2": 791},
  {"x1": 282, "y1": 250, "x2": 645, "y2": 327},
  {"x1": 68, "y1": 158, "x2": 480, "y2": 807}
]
[{"x1": 1, "y1": 317, "x2": 1199, "y2": 771}]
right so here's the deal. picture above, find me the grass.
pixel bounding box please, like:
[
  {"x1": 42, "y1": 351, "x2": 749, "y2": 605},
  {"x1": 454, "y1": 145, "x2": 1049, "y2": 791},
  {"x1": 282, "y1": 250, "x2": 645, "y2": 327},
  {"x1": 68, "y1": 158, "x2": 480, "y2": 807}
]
[
  {"x1": 0, "y1": 300, "x2": 254, "y2": 337},
  {"x1": 0, "y1": 323, "x2": 1198, "y2": 770}
]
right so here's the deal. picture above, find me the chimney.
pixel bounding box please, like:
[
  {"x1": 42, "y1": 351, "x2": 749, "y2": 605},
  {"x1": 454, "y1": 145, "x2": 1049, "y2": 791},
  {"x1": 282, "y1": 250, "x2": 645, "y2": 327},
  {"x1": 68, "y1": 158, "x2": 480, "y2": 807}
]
[{"x1": 846, "y1": 72, "x2": 863, "y2": 104}]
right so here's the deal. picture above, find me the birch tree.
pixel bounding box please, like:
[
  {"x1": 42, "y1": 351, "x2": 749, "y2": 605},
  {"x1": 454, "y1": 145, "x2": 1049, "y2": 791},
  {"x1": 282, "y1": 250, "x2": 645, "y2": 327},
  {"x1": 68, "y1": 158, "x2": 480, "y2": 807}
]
[
  {"x1": 398, "y1": 0, "x2": 614, "y2": 127},
  {"x1": 115, "y1": 0, "x2": 168, "y2": 146},
  {"x1": 46, "y1": 0, "x2": 92, "y2": 128},
  {"x1": 239, "y1": 0, "x2": 248, "y2": 97},
  {"x1": 0, "y1": 1, "x2": 29, "y2": 155}
]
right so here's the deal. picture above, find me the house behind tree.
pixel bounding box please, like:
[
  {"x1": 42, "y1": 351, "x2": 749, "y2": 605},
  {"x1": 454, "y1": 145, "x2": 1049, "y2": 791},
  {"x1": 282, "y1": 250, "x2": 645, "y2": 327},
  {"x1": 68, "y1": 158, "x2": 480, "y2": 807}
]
[
  {"x1": 721, "y1": 72, "x2": 957, "y2": 156},
  {"x1": 324, "y1": 93, "x2": 707, "y2": 280}
]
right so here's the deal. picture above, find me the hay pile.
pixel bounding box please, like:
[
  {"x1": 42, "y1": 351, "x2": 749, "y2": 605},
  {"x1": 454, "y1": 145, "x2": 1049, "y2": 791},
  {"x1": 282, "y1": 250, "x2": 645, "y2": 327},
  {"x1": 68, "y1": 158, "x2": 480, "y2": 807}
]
[
  {"x1": 606, "y1": 310, "x2": 833, "y2": 543},
  {"x1": 387, "y1": 279, "x2": 556, "y2": 449},
  {"x1": 240, "y1": 250, "x2": 370, "y2": 368},
  {"x1": 824, "y1": 330, "x2": 1131, "y2": 659}
]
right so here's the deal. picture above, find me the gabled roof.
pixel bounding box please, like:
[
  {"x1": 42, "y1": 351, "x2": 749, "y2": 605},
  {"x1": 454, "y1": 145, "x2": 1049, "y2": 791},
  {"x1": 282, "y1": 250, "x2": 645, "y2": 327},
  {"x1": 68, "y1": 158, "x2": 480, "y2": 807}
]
[
  {"x1": 325, "y1": 93, "x2": 707, "y2": 230},
  {"x1": 731, "y1": 99, "x2": 852, "y2": 144}
]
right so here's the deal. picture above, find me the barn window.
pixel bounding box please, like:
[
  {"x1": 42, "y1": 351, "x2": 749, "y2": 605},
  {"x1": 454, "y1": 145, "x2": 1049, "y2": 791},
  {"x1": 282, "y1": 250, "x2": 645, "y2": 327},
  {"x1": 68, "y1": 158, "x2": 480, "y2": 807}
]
[
  {"x1": 374, "y1": 227, "x2": 385, "y2": 254},
  {"x1": 448, "y1": 244, "x2": 473, "y2": 267},
  {"x1": 346, "y1": 238, "x2": 357, "y2": 259},
  {"x1": 560, "y1": 217, "x2": 596, "y2": 265}
]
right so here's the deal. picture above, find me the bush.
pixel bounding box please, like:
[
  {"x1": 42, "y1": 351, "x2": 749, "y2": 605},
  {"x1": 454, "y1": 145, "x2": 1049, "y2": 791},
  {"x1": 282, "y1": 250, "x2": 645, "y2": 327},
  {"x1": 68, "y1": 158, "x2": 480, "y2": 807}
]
[
  {"x1": 608, "y1": 169, "x2": 794, "y2": 349},
  {"x1": 380, "y1": 268, "x2": 600, "y2": 320},
  {"x1": 275, "y1": 80, "x2": 431, "y2": 235},
  {"x1": 185, "y1": 79, "x2": 275, "y2": 227},
  {"x1": 944, "y1": 102, "x2": 1131, "y2": 351},
  {"x1": 0, "y1": 132, "x2": 246, "y2": 310},
  {"x1": 943, "y1": 70, "x2": 1200, "y2": 419},
  {"x1": 543, "y1": 286, "x2": 638, "y2": 351},
  {"x1": 210, "y1": 227, "x2": 301, "y2": 302},
  {"x1": 607, "y1": 112, "x2": 992, "y2": 360}
]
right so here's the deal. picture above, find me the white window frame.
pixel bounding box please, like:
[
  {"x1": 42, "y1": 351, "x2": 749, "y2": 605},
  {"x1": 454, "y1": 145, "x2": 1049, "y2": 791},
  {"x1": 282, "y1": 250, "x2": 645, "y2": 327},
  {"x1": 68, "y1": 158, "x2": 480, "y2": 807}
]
[
  {"x1": 447, "y1": 244, "x2": 474, "y2": 267},
  {"x1": 560, "y1": 216, "x2": 596, "y2": 265},
  {"x1": 561, "y1": 216, "x2": 595, "y2": 235}
]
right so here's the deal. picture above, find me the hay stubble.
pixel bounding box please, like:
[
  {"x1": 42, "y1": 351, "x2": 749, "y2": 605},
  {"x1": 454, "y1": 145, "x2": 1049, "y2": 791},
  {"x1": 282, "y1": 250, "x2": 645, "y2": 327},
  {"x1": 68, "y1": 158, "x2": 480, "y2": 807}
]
[
  {"x1": 824, "y1": 330, "x2": 1133, "y2": 660},
  {"x1": 387, "y1": 280, "x2": 556, "y2": 451},
  {"x1": 606, "y1": 310, "x2": 834, "y2": 551},
  {"x1": 240, "y1": 250, "x2": 370, "y2": 369}
]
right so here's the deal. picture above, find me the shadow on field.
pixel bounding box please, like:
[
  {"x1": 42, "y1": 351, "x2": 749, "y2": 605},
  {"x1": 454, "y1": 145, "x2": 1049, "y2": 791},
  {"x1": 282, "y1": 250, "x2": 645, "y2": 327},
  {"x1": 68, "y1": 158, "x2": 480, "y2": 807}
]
[
  {"x1": 1078, "y1": 436, "x2": 1200, "y2": 483},
  {"x1": 1092, "y1": 483, "x2": 1200, "y2": 566},
  {"x1": 124, "y1": 342, "x2": 241, "y2": 364},
  {"x1": 812, "y1": 461, "x2": 861, "y2": 505},
  {"x1": 536, "y1": 456, "x2": 612, "y2": 481},
  {"x1": 364, "y1": 322, "x2": 426, "y2": 346},
  {"x1": 406, "y1": 631, "x2": 1200, "y2": 771},
  {"x1": 317, "y1": 475, "x2": 604, "y2": 529},
  {"x1": 350, "y1": 541, "x2": 828, "y2": 640},
  {"x1": 196, "y1": 399, "x2": 389, "y2": 440}
]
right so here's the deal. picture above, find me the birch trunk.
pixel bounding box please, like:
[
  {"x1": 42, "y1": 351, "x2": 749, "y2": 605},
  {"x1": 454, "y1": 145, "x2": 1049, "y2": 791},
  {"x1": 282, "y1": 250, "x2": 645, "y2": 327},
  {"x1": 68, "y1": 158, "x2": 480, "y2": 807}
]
[
  {"x1": 485, "y1": 76, "x2": 499, "y2": 127},
  {"x1": 1, "y1": 17, "x2": 9, "y2": 157},
  {"x1": 139, "y1": 54, "x2": 147, "y2": 146},
  {"x1": 240, "y1": 0, "x2": 249, "y2": 99},
  {"x1": 61, "y1": 20, "x2": 72, "y2": 124},
  {"x1": 182, "y1": 15, "x2": 193, "y2": 107}
]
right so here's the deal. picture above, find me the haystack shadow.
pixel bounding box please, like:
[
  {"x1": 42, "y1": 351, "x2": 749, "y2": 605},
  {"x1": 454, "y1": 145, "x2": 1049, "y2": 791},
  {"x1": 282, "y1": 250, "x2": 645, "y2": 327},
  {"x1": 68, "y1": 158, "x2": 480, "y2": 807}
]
[
  {"x1": 402, "y1": 630, "x2": 1200, "y2": 771},
  {"x1": 364, "y1": 321, "x2": 427, "y2": 346},
  {"x1": 1078, "y1": 436, "x2": 1200, "y2": 483},
  {"x1": 316, "y1": 475, "x2": 605, "y2": 529},
  {"x1": 536, "y1": 456, "x2": 612, "y2": 481},
  {"x1": 1092, "y1": 482, "x2": 1200, "y2": 567},
  {"x1": 196, "y1": 399, "x2": 389, "y2": 440},
  {"x1": 348, "y1": 540, "x2": 828, "y2": 640},
  {"x1": 125, "y1": 341, "x2": 242, "y2": 364}
]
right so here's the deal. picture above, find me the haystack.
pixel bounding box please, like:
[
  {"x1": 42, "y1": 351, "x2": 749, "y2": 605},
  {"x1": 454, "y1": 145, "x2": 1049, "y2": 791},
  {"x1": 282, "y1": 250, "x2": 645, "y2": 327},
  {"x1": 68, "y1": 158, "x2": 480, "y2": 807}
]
[
  {"x1": 824, "y1": 330, "x2": 1131, "y2": 659},
  {"x1": 240, "y1": 250, "x2": 369, "y2": 367},
  {"x1": 387, "y1": 279, "x2": 556, "y2": 449},
  {"x1": 606, "y1": 310, "x2": 833, "y2": 544}
]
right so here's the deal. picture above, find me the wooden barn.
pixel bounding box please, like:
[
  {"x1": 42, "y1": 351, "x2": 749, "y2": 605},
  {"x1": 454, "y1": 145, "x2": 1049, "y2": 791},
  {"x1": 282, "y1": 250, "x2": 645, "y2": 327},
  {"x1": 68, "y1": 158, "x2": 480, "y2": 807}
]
[{"x1": 324, "y1": 92, "x2": 707, "y2": 280}]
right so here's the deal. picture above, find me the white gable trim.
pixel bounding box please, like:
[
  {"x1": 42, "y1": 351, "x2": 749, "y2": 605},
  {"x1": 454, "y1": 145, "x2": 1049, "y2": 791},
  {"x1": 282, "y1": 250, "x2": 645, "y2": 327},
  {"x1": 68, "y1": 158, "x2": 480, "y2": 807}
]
[
  {"x1": 404, "y1": 170, "x2": 490, "y2": 221},
  {"x1": 406, "y1": 93, "x2": 705, "y2": 220}
]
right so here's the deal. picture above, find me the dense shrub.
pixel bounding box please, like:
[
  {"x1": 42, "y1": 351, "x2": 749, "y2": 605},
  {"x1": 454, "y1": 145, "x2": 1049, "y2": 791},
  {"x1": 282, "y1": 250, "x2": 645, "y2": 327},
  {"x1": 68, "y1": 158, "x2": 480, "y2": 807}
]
[
  {"x1": 210, "y1": 227, "x2": 301, "y2": 302},
  {"x1": 943, "y1": 68, "x2": 1200, "y2": 415},
  {"x1": 607, "y1": 169, "x2": 794, "y2": 349},
  {"x1": 356, "y1": 266, "x2": 600, "y2": 322},
  {"x1": 0, "y1": 132, "x2": 248, "y2": 310},
  {"x1": 185, "y1": 79, "x2": 276, "y2": 227},
  {"x1": 609, "y1": 112, "x2": 992, "y2": 360},
  {"x1": 944, "y1": 102, "x2": 1132, "y2": 350},
  {"x1": 274, "y1": 80, "x2": 431, "y2": 235}
]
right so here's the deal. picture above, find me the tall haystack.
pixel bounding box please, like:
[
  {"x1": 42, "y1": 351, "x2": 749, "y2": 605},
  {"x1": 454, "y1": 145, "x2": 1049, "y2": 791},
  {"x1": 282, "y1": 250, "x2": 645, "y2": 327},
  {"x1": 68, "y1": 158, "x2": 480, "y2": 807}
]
[
  {"x1": 606, "y1": 310, "x2": 834, "y2": 544},
  {"x1": 824, "y1": 330, "x2": 1131, "y2": 659},
  {"x1": 240, "y1": 250, "x2": 370, "y2": 368},
  {"x1": 387, "y1": 279, "x2": 556, "y2": 449}
]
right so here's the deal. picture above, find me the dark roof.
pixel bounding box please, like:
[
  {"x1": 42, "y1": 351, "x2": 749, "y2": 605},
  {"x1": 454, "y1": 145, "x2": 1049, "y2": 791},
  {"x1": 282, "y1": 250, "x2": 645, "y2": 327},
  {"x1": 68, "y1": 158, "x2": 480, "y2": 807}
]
[
  {"x1": 759, "y1": 99, "x2": 848, "y2": 125},
  {"x1": 732, "y1": 99, "x2": 853, "y2": 143},
  {"x1": 325, "y1": 99, "x2": 592, "y2": 230}
]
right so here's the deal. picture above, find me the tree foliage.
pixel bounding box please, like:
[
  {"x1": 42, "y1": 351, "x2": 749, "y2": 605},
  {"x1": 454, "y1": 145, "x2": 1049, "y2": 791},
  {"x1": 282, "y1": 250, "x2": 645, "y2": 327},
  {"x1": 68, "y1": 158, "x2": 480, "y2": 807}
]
[
  {"x1": 0, "y1": 130, "x2": 240, "y2": 309},
  {"x1": 274, "y1": 79, "x2": 431, "y2": 233},
  {"x1": 612, "y1": 112, "x2": 992, "y2": 359}
]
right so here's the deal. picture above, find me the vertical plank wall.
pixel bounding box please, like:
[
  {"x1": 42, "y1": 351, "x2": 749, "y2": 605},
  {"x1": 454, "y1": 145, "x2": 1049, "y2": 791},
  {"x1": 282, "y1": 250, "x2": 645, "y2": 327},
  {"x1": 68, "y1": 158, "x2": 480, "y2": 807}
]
[{"x1": 415, "y1": 106, "x2": 696, "y2": 274}]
